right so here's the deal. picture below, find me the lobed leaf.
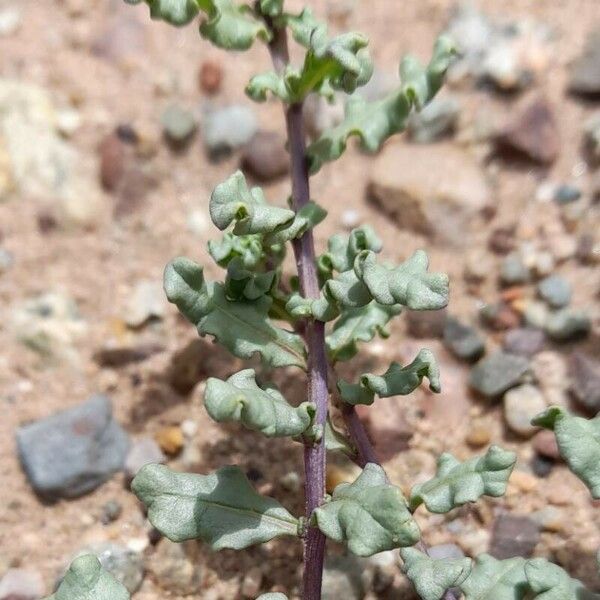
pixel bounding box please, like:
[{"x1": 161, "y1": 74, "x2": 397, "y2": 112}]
[
  {"x1": 124, "y1": 0, "x2": 199, "y2": 26},
  {"x1": 532, "y1": 407, "x2": 600, "y2": 498},
  {"x1": 460, "y1": 554, "x2": 528, "y2": 600},
  {"x1": 312, "y1": 463, "x2": 420, "y2": 556},
  {"x1": 337, "y1": 348, "x2": 440, "y2": 406},
  {"x1": 525, "y1": 558, "x2": 600, "y2": 599},
  {"x1": 224, "y1": 258, "x2": 277, "y2": 301},
  {"x1": 409, "y1": 446, "x2": 516, "y2": 514},
  {"x1": 256, "y1": 595, "x2": 288, "y2": 600},
  {"x1": 264, "y1": 201, "x2": 327, "y2": 245},
  {"x1": 132, "y1": 464, "x2": 299, "y2": 549},
  {"x1": 324, "y1": 415, "x2": 355, "y2": 456},
  {"x1": 307, "y1": 35, "x2": 456, "y2": 173},
  {"x1": 48, "y1": 555, "x2": 130, "y2": 600},
  {"x1": 164, "y1": 257, "x2": 306, "y2": 369},
  {"x1": 401, "y1": 548, "x2": 471, "y2": 600},
  {"x1": 210, "y1": 171, "x2": 294, "y2": 235},
  {"x1": 204, "y1": 369, "x2": 315, "y2": 437}
]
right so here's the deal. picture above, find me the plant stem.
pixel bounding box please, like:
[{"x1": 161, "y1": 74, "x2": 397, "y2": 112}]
[{"x1": 268, "y1": 24, "x2": 328, "y2": 600}]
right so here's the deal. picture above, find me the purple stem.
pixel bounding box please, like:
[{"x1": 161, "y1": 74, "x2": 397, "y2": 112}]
[{"x1": 268, "y1": 25, "x2": 328, "y2": 600}]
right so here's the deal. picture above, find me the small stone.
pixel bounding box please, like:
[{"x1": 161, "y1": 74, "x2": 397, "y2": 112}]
[
  {"x1": 322, "y1": 556, "x2": 364, "y2": 600},
  {"x1": 463, "y1": 249, "x2": 494, "y2": 284},
  {"x1": 406, "y1": 308, "x2": 447, "y2": 339},
  {"x1": 568, "y1": 29, "x2": 600, "y2": 96},
  {"x1": 545, "y1": 309, "x2": 591, "y2": 341},
  {"x1": 531, "y1": 251, "x2": 555, "y2": 278},
  {"x1": 496, "y1": 96, "x2": 559, "y2": 164},
  {"x1": 533, "y1": 429, "x2": 560, "y2": 460},
  {"x1": 537, "y1": 275, "x2": 571, "y2": 309},
  {"x1": 503, "y1": 328, "x2": 545, "y2": 357},
  {"x1": 489, "y1": 514, "x2": 540, "y2": 559},
  {"x1": 576, "y1": 233, "x2": 600, "y2": 265},
  {"x1": 241, "y1": 130, "x2": 289, "y2": 181},
  {"x1": 198, "y1": 60, "x2": 223, "y2": 95},
  {"x1": 479, "y1": 302, "x2": 521, "y2": 331},
  {"x1": 531, "y1": 351, "x2": 569, "y2": 406},
  {"x1": 148, "y1": 540, "x2": 202, "y2": 596},
  {"x1": 113, "y1": 168, "x2": 153, "y2": 219},
  {"x1": 407, "y1": 96, "x2": 460, "y2": 143},
  {"x1": 553, "y1": 183, "x2": 581, "y2": 205},
  {"x1": 98, "y1": 133, "x2": 126, "y2": 192},
  {"x1": 279, "y1": 471, "x2": 301, "y2": 492},
  {"x1": 94, "y1": 341, "x2": 164, "y2": 368},
  {"x1": 124, "y1": 437, "x2": 166, "y2": 480},
  {"x1": 124, "y1": 280, "x2": 166, "y2": 328},
  {"x1": 203, "y1": 105, "x2": 257, "y2": 157},
  {"x1": 548, "y1": 234, "x2": 577, "y2": 263},
  {"x1": 488, "y1": 226, "x2": 516, "y2": 255},
  {"x1": 466, "y1": 421, "x2": 491, "y2": 447},
  {"x1": 530, "y1": 455, "x2": 554, "y2": 478},
  {"x1": 470, "y1": 352, "x2": 530, "y2": 400},
  {"x1": 155, "y1": 425, "x2": 184, "y2": 456},
  {"x1": 180, "y1": 419, "x2": 198, "y2": 439},
  {"x1": 0, "y1": 568, "x2": 44, "y2": 600},
  {"x1": 570, "y1": 352, "x2": 600, "y2": 413},
  {"x1": 16, "y1": 394, "x2": 129, "y2": 499},
  {"x1": 523, "y1": 300, "x2": 550, "y2": 330},
  {"x1": 56, "y1": 109, "x2": 82, "y2": 138},
  {"x1": 161, "y1": 104, "x2": 197, "y2": 147},
  {"x1": 503, "y1": 384, "x2": 545, "y2": 437},
  {"x1": 101, "y1": 499, "x2": 123, "y2": 524},
  {"x1": 500, "y1": 253, "x2": 529, "y2": 286},
  {"x1": 531, "y1": 507, "x2": 563, "y2": 532},
  {"x1": 241, "y1": 567, "x2": 263, "y2": 598},
  {"x1": 340, "y1": 209, "x2": 360, "y2": 230},
  {"x1": 0, "y1": 7, "x2": 21, "y2": 36},
  {"x1": 584, "y1": 112, "x2": 600, "y2": 166},
  {"x1": 186, "y1": 209, "x2": 210, "y2": 236},
  {"x1": 509, "y1": 470, "x2": 538, "y2": 492},
  {"x1": 443, "y1": 317, "x2": 485, "y2": 362}
]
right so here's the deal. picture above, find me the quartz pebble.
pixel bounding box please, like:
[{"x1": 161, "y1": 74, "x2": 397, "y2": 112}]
[{"x1": 503, "y1": 383, "x2": 545, "y2": 437}]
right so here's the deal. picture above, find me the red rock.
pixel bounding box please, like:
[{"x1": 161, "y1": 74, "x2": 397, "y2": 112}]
[
  {"x1": 199, "y1": 60, "x2": 223, "y2": 95},
  {"x1": 533, "y1": 429, "x2": 560, "y2": 460},
  {"x1": 99, "y1": 133, "x2": 126, "y2": 192}
]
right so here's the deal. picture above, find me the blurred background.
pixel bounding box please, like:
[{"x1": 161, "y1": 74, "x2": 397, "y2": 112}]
[{"x1": 0, "y1": 0, "x2": 599, "y2": 598}]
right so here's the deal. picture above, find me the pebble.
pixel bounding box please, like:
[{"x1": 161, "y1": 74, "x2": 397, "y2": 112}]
[
  {"x1": 16, "y1": 394, "x2": 129, "y2": 499},
  {"x1": 0, "y1": 248, "x2": 14, "y2": 273},
  {"x1": 186, "y1": 209, "x2": 210, "y2": 236},
  {"x1": 241, "y1": 130, "x2": 289, "y2": 181},
  {"x1": 531, "y1": 506, "x2": 563, "y2": 532},
  {"x1": 161, "y1": 104, "x2": 197, "y2": 147},
  {"x1": 124, "y1": 437, "x2": 166, "y2": 480},
  {"x1": 101, "y1": 499, "x2": 123, "y2": 524},
  {"x1": 124, "y1": 280, "x2": 166, "y2": 328},
  {"x1": 523, "y1": 300, "x2": 550, "y2": 330},
  {"x1": 98, "y1": 132, "x2": 126, "y2": 192},
  {"x1": 503, "y1": 328, "x2": 545, "y2": 357},
  {"x1": 241, "y1": 567, "x2": 263, "y2": 598},
  {"x1": 503, "y1": 383, "x2": 545, "y2": 437},
  {"x1": 499, "y1": 252, "x2": 529, "y2": 286},
  {"x1": 470, "y1": 352, "x2": 530, "y2": 400},
  {"x1": 489, "y1": 514, "x2": 540, "y2": 559},
  {"x1": 94, "y1": 341, "x2": 164, "y2": 368},
  {"x1": 202, "y1": 104, "x2": 257, "y2": 157},
  {"x1": 545, "y1": 309, "x2": 591, "y2": 341},
  {"x1": 443, "y1": 317, "x2": 485, "y2": 362},
  {"x1": 322, "y1": 556, "x2": 364, "y2": 600},
  {"x1": 509, "y1": 470, "x2": 538, "y2": 492},
  {"x1": 531, "y1": 351, "x2": 569, "y2": 407},
  {"x1": 548, "y1": 234, "x2": 577, "y2": 262},
  {"x1": 155, "y1": 425, "x2": 184, "y2": 456},
  {"x1": 553, "y1": 183, "x2": 581, "y2": 205},
  {"x1": 488, "y1": 225, "x2": 516, "y2": 255},
  {"x1": 148, "y1": 540, "x2": 203, "y2": 596},
  {"x1": 568, "y1": 28, "x2": 600, "y2": 96},
  {"x1": 479, "y1": 302, "x2": 521, "y2": 331},
  {"x1": 0, "y1": 568, "x2": 44, "y2": 600},
  {"x1": 406, "y1": 96, "x2": 460, "y2": 143},
  {"x1": 340, "y1": 209, "x2": 361, "y2": 230},
  {"x1": 584, "y1": 112, "x2": 600, "y2": 165},
  {"x1": 279, "y1": 471, "x2": 301, "y2": 492},
  {"x1": 570, "y1": 351, "x2": 600, "y2": 414},
  {"x1": 533, "y1": 429, "x2": 560, "y2": 460},
  {"x1": 537, "y1": 275, "x2": 571, "y2": 309},
  {"x1": 0, "y1": 7, "x2": 21, "y2": 36},
  {"x1": 198, "y1": 60, "x2": 223, "y2": 95},
  {"x1": 56, "y1": 108, "x2": 82, "y2": 138},
  {"x1": 406, "y1": 308, "x2": 447, "y2": 339},
  {"x1": 463, "y1": 249, "x2": 494, "y2": 284},
  {"x1": 466, "y1": 420, "x2": 492, "y2": 447},
  {"x1": 576, "y1": 233, "x2": 600, "y2": 265},
  {"x1": 531, "y1": 251, "x2": 555, "y2": 278},
  {"x1": 530, "y1": 455, "x2": 554, "y2": 478}
]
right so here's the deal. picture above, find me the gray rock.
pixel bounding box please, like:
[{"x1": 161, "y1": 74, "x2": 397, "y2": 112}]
[
  {"x1": 503, "y1": 383, "x2": 545, "y2": 437},
  {"x1": 202, "y1": 104, "x2": 257, "y2": 156},
  {"x1": 241, "y1": 130, "x2": 289, "y2": 181},
  {"x1": 101, "y1": 499, "x2": 123, "y2": 524},
  {"x1": 148, "y1": 540, "x2": 203, "y2": 596},
  {"x1": 569, "y1": 29, "x2": 600, "y2": 96},
  {"x1": 161, "y1": 104, "x2": 197, "y2": 146},
  {"x1": 407, "y1": 96, "x2": 460, "y2": 143},
  {"x1": 470, "y1": 352, "x2": 530, "y2": 399},
  {"x1": 553, "y1": 183, "x2": 581, "y2": 205},
  {"x1": 537, "y1": 275, "x2": 571, "y2": 308},
  {"x1": 530, "y1": 455, "x2": 554, "y2": 478},
  {"x1": 584, "y1": 112, "x2": 600, "y2": 166},
  {"x1": 124, "y1": 436, "x2": 166, "y2": 480},
  {"x1": 489, "y1": 514, "x2": 540, "y2": 559},
  {"x1": 443, "y1": 317, "x2": 485, "y2": 362},
  {"x1": 16, "y1": 394, "x2": 129, "y2": 499},
  {"x1": 0, "y1": 568, "x2": 44, "y2": 600},
  {"x1": 500, "y1": 252, "x2": 529, "y2": 286},
  {"x1": 503, "y1": 328, "x2": 545, "y2": 357},
  {"x1": 545, "y1": 309, "x2": 591, "y2": 341},
  {"x1": 76, "y1": 543, "x2": 143, "y2": 594},
  {"x1": 570, "y1": 352, "x2": 600, "y2": 413},
  {"x1": 322, "y1": 556, "x2": 363, "y2": 600}
]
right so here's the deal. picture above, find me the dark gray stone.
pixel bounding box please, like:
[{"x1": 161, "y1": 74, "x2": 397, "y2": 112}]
[
  {"x1": 500, "y1": 252, "x2": 529, "y2": 286},
  {"x1": 571, "y1": 352, "x2": 600, "y2": 414},
  {"x1": 489, "y1": 514, "x2": 540, "y2": 559},
  {"x1": 101, "y1": 499, "x2": 123, "y2": 524},
  {"x1": 537, "y1": 275, "x2": 571, "y2": 309},
  {"x1": 443, "y1": 317, "x2": 485, "y2": 362},
  {"x1": 569, "y1": 29, "x2": 600, "y2": 97},
  {"x1": 545, "y1": 309, "x2": 591, "y2": 341},
  {"x1": 470, "y1": 352, "x2": 530, "y2": 399},
  {"x1": 503, "y1": 328, "x2": 545, "y2": 357},
  {"x1": 553, "y1": 183, "x2": 581, "y2": 205},
  {"x1": 16, "y1": 395, "x2": 129, "y2": 499}
]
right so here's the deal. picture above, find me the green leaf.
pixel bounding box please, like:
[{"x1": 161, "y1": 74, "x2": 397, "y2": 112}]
[
  {"x1": 224, "y1": 258, "x2": 277, "y2": 301},
  {"x1": 532, "y1": 407, "x2": 600, "y2": 498},
  {"x1": 409, "y1": 445, "x2": 516, "y2": 514},
  {"x1": 204, "y1": 369, "x2": 315, "y2": 437},
  {"x1": 460, "y1": 555, "x2": 528, "y2": 600},
  {"x1": 312, "y1": 463, "x2": 420, "y2": 556},
  {"x1": 525, "y1": 558, "x2": 600, "y2": 599},
  {"x1": 337, "y1": 348, "x2": 440, "y2": 406},
  {"x1": 208, "y1": 232, "x2": 265, "y2": 269},
  {"x1": 164, "y1": 257, "x2": 306, "y2": 369},
  {"x1": 400, "y1": 548, "x2": 471, "y2": 600},
  {"x1": 132, "y1": 464, "x2": 299, "y2": 549},
  {"x1": 124, "y1": 0, "x2": 199, "y2": 26},
  {"x1": 210, "y1": 171, "x2": 294, "y2": 235},
  {"x1": 49, "y1": 555, "x2": 130, "y2": 600},
  {"x1": 258, "y1": 0, "x2": 283, "y2": 17},
  {"x1": 256, "y1": 595, "x2": 288, "y2": 600},
  {"x1": 326, "y1": 301, "x2": 401, "y2": 362},
  {"x1": 307, "y1": 35, "x2": 456, "y2": 173},
  {"x1": 324, "y1": 415, "x2": 355, "y2": 456},
  {"x1": 264, "y1": 201, "x2": 327, "y2": 245}
]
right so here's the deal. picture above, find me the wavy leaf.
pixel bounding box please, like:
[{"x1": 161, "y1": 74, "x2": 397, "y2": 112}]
[
  {"x1": 256, "y1": 595, "x2": 288, "y2": 600},
  {"x1": 307, "y1": 35, "x2": 456, "y2": 173},
  {"x1": 312, "y1": 463, "x2": 420, "y2": 556},
  {"x1": 326, "y1": 301, "x2": 401, "y2": 362},
  {"x1": 204, "y1": 369, "x2": 315, "y2": 437},
  {"x1": 132, "y1": 464, "x2": 299, "y2": 549},
  {"x1": 532, "y1": 407, "x2": 600, "y2": 498},
  {"x1": 224, "y1": 258, "x2": 277, "y2": 301},
  {"x1": 264, "y1": 201, "x2": 327, "y2": 245},
  {"x1": 460, "y1": 555, "x2": 528, "y2": 600},
  {"x1": 401, "y1": 548, "x2": 471, "y2": 600},
  {"x1": 49, "y1": 555, "x2": 130, "y2": 600},
  {"x1": 337, "y1": 348, "x2": 440, "y2": 406},
  {"x1": 124, "y1": 0, "x2": 199, "y2": 26},
  {"x1": 210, "y1": 171, "x2": 294, "y2": 235},
  {"x1": 164, "y1": 257, "x2": 306, "y2": 368},
  {"x1": 410, "y1": 446, "x2": 516, "y2": 514},
  {"x1": 525, "y1": 558, "x2": 600, "y2": 600}
]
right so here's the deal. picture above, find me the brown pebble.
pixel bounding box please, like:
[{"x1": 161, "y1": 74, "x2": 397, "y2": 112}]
[
  {"x1": 99, "y1": 133, "x2": 126, "y2": 191},
  {"x1": 155, "y1": 426, "x2": 184, "y2": 456},
  {"x1": 488, "y1": 226, "x2": 516, "y2": 255},
  {"x1": 533, "y1": 429, "x2": 560, "y2": 460},
  {"x1": 199, "y1": 60, "x2": 223, "y2": 95},
  {"x1": 466, "y1": 422, "x2": 491, "y2": 447},
  {"x1": 509, "y1": 470, "x2": 538, "y2": 493}
]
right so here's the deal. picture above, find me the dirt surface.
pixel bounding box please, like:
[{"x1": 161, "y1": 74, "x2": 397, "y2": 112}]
[{"x1": 1, "y1": 0, "x2": 600, "y2": 598}]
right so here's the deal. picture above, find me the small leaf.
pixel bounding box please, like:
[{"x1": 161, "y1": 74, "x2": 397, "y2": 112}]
[
  {"x1": 525, "y1": 558, "x2": 600, "y2": 599},
  {"x1": 401, "y1": 548, "x2": 471, "y2": 600},
  {"x1": 312, "y1": 462, "x2": 420, "y2": 556},
  {"x1": 460, "y1": 554, "x2": 528, "y2": 600},
  {"x1": 132, "y1": 464, "x2": 299, "y2": 549},
  {"x1": 338, "y1": 349, "x2": 440, "y2": 406},
  {"x1": 224, "y1": 258, "x2": 277, "y2": 301},
  {"x1": 204, "y1": 369, "x2": 315, "y2": 437},
  {"x1": 210, "y1": 171, "x2": 294, "y2": 235},
  {"x1": 307, "y1": 35, "x2": 456, "y2": 173},
  {"x1": 164, "y1": 257, "x2": 306, "y2": 369},
  {"x1": 532, "y1": 407, "x2": 600, "y2": 498},
  {"x1": 410, "y1": 445, "x2": 516, "y2": 514},
  {"x1": 256, "y1": 595, "x2": 288, "y2": 600},
  {"x1": 49, "y1": 555, "x2": 130, "y2": 600},
  {"x1": 208, "y1": 232, "x2": 267, "y2": 269},
  {"x1": 326, "y1": 301, "x2": 401, "y2": 362},
  {"x1": 324, "y1": 415, "x2": 355, "y2": 456},
  {"x1": 124, "y1": 0, "x2": 199, "y2": 26},
  {"x1": 264, "y1": 201, "x2": 327, "y2": 245}
]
